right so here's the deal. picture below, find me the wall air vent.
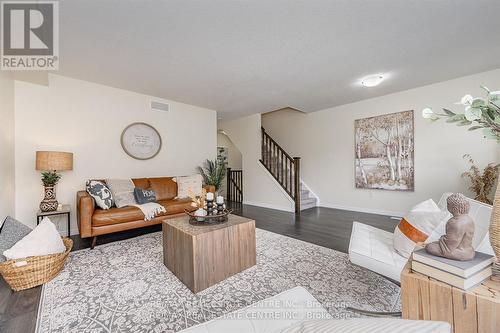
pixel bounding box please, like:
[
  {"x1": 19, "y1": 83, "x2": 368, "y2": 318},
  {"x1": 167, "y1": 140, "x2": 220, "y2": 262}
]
[{"x1": 150, "y1": 101, "x2": 170, "y2": 112}]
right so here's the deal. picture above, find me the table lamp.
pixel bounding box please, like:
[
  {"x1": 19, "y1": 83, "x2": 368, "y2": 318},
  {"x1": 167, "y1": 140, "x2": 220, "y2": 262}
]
[{"x1": 35, "y1": 151, "x2": 73, "y2": 212}]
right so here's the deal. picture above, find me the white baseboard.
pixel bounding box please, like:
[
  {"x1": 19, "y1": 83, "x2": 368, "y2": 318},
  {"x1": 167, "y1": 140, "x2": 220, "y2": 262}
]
[
  {"x1": 243, "y1": 200, "x2": 294, "y2": 212},
  {"x1": 319, "y1": 203, "x2": 404, "y2": 218}
]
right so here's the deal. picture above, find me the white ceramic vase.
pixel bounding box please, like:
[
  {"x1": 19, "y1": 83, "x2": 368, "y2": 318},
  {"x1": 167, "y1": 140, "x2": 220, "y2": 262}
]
[{"x1": 195, "y1": 208, "x2": 207, "y2": 222}]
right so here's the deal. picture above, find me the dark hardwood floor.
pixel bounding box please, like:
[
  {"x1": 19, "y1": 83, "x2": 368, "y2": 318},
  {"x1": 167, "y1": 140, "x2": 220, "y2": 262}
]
[
  {"x1": 230, "y1": 203, "x2": 397, "y2": 253},
  {"x1": 0, "y1": 204, "x2": 398, "y2": 333}
]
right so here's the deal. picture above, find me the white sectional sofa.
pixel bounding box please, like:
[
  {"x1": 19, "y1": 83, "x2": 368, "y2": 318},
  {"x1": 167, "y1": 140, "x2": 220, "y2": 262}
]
[
  {"x1": 349, "y1": 193, "x2": 494, "y2": 282},
  {"x1": 179, "y1": 286, "x2": 450, "y2": 333}
]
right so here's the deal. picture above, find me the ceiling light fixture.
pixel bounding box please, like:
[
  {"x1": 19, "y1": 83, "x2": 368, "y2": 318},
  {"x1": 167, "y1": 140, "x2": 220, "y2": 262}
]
[{"x1": 361, "y1": 74, "x2": 384, "y2": 87}]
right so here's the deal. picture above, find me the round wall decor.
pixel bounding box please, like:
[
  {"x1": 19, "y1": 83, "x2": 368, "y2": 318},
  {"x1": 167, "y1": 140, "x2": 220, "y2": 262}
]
[{"x1": 121, "y1": 122, "x2": 162, "y2": 160}]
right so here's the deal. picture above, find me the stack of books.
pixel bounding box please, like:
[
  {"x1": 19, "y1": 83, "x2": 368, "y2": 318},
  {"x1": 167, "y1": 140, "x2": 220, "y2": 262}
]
[{"x1": 411, "y1": 248, "x2": 494, "y2": 290}]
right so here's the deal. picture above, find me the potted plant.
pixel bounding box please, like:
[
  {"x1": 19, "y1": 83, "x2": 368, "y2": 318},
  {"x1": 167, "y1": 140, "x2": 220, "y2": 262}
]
[
  {"x1": 423, "y1": 86, "x2": 500, "y2": 279},
  {"x1": 197, "y1": 159, "x2": 227, "y2": 193},
  {"x1": 40, "y1": 171, "x2": 61, "y2": 212}
]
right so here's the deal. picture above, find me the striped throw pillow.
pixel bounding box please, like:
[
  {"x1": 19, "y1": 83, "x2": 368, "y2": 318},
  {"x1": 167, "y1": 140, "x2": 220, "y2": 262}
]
[{"x1": 393, "y1": 199, "x2": 447, "y2": 258}]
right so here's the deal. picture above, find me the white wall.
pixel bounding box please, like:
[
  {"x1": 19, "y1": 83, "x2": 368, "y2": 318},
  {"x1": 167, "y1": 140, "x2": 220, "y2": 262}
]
[
  {"x1": 0, "y1": 72, "x2": 15, "y2": 221},
  {"x1": 15, "y1": 74, "x2": 217, "y2": 234},
  {"x1": 217, "y1": 133, "x2": 242, "y2": 170},
  {"x1": 217, "y1": 132, "x2": 242, "y2": 198},
  {"x1": 263, "y1": 69, "x2": 500, "y2": 216},
  {"x1": 219, "y1": 114, "x2": 293, "y2": 211}
]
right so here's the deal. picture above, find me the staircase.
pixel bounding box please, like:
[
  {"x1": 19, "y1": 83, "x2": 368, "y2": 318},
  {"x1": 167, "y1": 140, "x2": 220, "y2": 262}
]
[
  {"x1": 260, "y1": 127, "x2": 317, "y2": 213},
  {"x1": 300, "y1": 182, "x2": 318, "y2": 210}
]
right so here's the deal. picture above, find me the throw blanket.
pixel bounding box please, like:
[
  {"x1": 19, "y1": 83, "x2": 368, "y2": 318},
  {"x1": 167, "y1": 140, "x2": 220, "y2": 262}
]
[{"x1": 131, "y1": 202, "x2": 166, "y2": 221}]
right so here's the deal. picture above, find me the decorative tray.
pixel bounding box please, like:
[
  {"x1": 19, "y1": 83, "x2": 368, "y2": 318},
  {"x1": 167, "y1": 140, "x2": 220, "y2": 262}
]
[{"x1": 184, "y1": 209, "x2": 233, "y2": 225}]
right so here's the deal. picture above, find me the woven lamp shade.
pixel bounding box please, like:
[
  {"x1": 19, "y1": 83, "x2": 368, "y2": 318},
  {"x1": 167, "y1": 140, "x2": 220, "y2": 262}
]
[{"x1": 36, "y1": 151, "x2": 73, "y2": 171}]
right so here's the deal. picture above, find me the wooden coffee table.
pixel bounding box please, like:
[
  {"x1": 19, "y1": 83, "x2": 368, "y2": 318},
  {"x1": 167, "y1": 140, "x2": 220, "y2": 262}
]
[{"x1": 163, "y1": 214, "x2": 256, "y2": 293}]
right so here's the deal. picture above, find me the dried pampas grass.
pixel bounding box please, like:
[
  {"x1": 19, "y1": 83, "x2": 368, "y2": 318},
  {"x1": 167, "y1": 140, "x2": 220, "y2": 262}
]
[
  {"x1": 462, "y1": 154, "x2": 499, "y2": 205},
  {"x1": 187, "y1": 188, "x2": 207, "y2": 209}
]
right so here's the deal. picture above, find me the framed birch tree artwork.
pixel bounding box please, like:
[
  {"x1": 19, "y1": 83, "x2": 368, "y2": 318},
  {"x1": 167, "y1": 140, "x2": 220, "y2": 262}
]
[{"x1": 354, "y1": 110, "x2": 414, "y2": 191}]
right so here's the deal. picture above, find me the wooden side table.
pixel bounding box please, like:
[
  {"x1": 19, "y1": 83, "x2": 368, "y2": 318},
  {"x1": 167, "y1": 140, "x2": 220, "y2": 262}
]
[
  {"x1": 36, "y1": 204, "x2": 71, "y2": 237},
  {"x1": 401, "y1": 262, "x2": 500, "y2": 333}
]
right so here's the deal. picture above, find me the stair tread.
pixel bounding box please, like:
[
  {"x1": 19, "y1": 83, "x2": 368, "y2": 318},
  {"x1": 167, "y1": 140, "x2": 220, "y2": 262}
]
[{"x1": 300, "y1": 201, "x2": 317, "y2": 210}]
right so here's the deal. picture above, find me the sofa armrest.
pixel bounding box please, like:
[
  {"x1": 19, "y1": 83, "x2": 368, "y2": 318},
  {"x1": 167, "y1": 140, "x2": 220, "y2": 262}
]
[
  {"x1": 204, "y1": 185, "x2": 216, "y2": 193},
  {"x1": 77, "y1": 190, "x2": 95, "y2": 238}
]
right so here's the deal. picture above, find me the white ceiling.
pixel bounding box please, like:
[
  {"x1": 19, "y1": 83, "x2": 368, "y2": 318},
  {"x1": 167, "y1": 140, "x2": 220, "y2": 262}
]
[{"x1": 58, "y1": 0, "x2": 500, "y2": 119}]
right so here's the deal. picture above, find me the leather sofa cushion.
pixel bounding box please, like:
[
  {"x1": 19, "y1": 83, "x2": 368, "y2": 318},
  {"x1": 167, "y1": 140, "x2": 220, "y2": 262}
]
[
  {"x1": 157, "y1": 198, "x2": 194, "y2": 215},
  {"x1": 93, "y1": 206, "x2": 152, "y2": 226},
  {"x1": 92, "y1": 198, "x2": 193, "y2": 227},
  {"x1": 132, "y1": 178, "x2": 150, "y2": 189},
  {"x1": 149, "y1": 177, "x2": 177, "y2": 201}
]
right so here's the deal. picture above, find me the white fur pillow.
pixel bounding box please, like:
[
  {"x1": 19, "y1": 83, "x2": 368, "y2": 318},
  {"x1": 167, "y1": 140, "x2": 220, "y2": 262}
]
[
  {"x1": 3, "y1": 217, "x2": 65, "y2": 260},
  {"x1": 176, "y1": 174, "x2": 203, "y2": 198}
]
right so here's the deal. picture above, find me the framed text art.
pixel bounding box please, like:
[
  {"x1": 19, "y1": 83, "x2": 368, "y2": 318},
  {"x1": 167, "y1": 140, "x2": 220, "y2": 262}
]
[{"x1": 121, "y1": 122, "x2": 162, "y2": 160}]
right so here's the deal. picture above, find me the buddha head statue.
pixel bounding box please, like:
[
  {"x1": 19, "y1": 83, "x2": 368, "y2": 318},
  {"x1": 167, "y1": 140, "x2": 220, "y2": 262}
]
[{"x1": 447, "y1": 193, "x2": 470, "y2": 217}]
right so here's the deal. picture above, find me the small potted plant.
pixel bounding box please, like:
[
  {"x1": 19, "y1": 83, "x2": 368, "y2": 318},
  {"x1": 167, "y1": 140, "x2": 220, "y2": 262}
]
[
  {"x1": 197, "y1": 159, "x2": 227, "y2": 193},
  {"x1": 40, "y1": 171, "x2": 61, "y2": 212}
]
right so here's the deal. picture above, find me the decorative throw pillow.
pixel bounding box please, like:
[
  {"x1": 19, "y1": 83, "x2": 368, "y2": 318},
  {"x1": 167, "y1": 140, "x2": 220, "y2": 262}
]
[
  {"x1": 176, "y1": 174, "x2": 203, "y2": 198},
  {"x1": 106, "y1": 179, "x2": 137, "y2": 208},
  {"x1": 426, "y1": 193, "x2": 454, "y2": 244},
  {"x1": 134, "y1": 188, "x2": 157, "y2": 204},
  {"x1": 86, "y1": 180, "x2": 115, "y2": 209},
  {"x1": 393, "y1": 199, "x2": 448, "y2": 258},
  {"x1": 0, "y1": 216, "x2": 32, "y2": 262},
  {"x1": 3, "y1": 217, "x2": 65, "y2": 260}
]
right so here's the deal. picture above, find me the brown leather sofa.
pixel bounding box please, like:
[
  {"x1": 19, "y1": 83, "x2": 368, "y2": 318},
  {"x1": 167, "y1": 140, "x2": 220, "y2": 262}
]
[{"x1": 77, "y1": 177, "x2": 214, "y2": 248}]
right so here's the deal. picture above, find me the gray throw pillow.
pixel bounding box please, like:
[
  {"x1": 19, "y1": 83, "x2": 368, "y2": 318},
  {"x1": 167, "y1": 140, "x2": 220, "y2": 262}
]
[
  {"x1": 0, "y1": 216, "x2": 32, "y2": 262},
  {"x1": 106, "y1": 179, "x2": 137, "y2": 208},
  {"x1": 134, "y1": 188, "x2": 157, "y2": 204},
  {"x1": 86, "y1": 180, "x2": 115, "y2": 209}
]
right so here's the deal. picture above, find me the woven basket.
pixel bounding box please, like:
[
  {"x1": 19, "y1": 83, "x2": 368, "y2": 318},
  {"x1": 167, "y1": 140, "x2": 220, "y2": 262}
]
[{"x1": 0, "y1": 238, "x2": 73, "y2": 291}]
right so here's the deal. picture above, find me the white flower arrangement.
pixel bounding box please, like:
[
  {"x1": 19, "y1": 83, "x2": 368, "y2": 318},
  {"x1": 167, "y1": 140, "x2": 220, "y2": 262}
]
[{"x1": 422, "y1": 86, "x2": 500, "y2": 141}]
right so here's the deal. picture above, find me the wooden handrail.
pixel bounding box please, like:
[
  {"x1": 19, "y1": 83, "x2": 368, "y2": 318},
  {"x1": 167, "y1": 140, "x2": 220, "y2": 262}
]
[
  {"x1": 261, "y1": 127, "x2": 294, "y2": 161},
  {"x1": 260, "y1": 127, "x2": 301, "y2": 213}
]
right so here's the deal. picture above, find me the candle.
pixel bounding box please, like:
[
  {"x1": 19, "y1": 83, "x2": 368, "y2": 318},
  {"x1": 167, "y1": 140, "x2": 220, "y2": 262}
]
[
  {"x1": 216, "y1": 195, "x2": 224, "y2": 204},
  {"x1": 206, "y1": 192, "x2": 214, "y2": 200}
]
